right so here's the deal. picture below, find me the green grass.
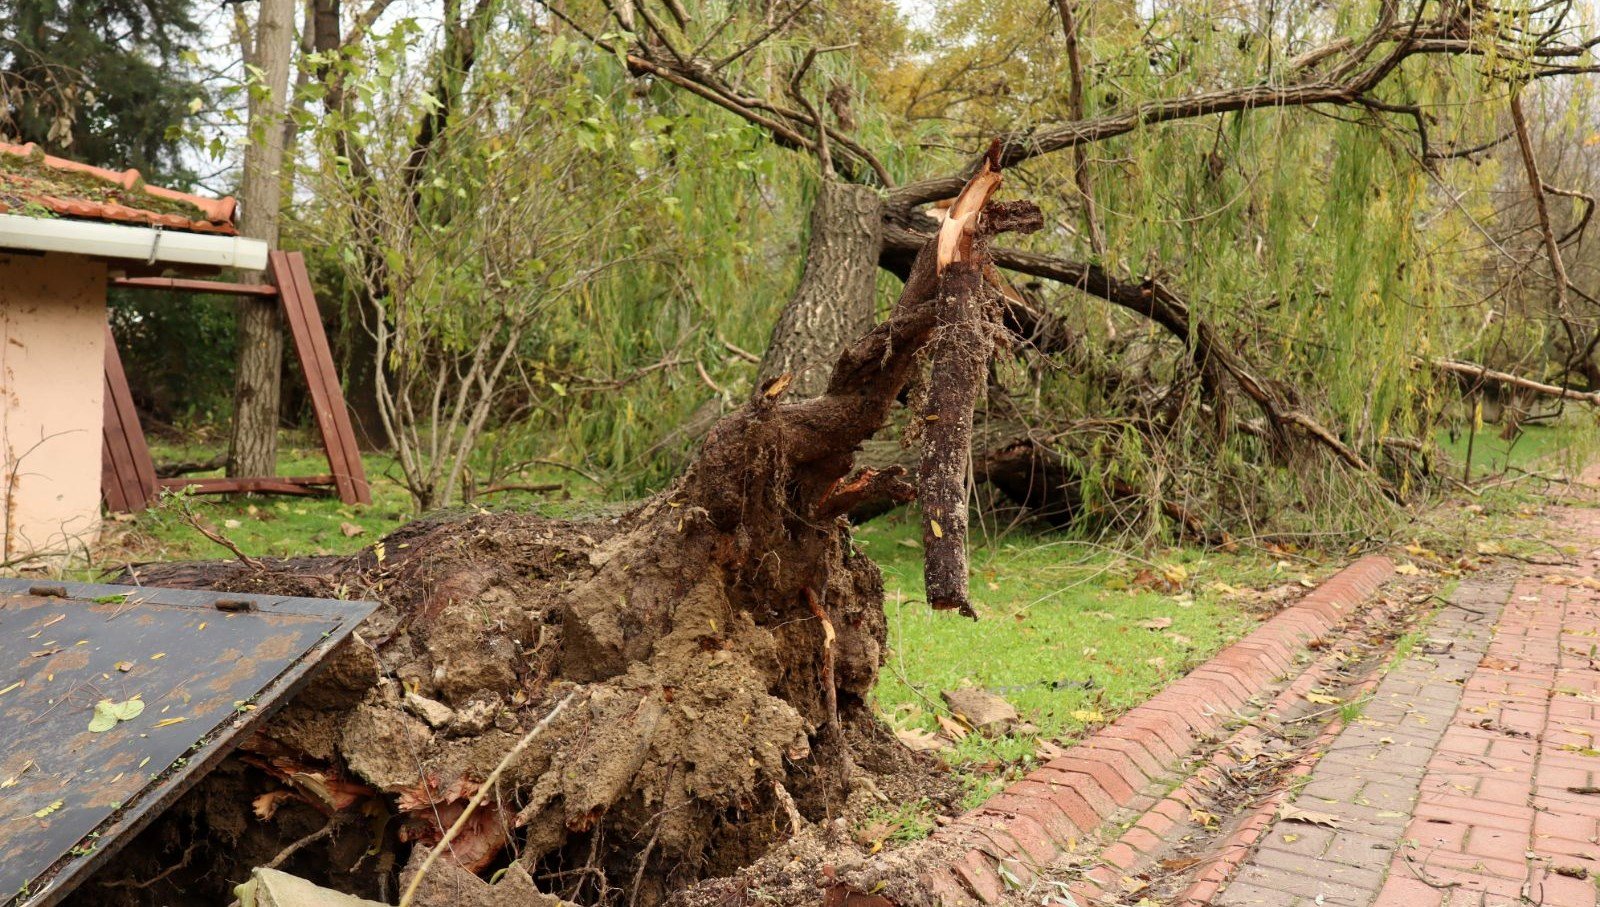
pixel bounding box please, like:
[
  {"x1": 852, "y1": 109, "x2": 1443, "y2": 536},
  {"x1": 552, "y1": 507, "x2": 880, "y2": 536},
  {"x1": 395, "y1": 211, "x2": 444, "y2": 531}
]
[
  {"x1": 91, "y1": 436, "x2": 579, "y2": 572},
  {"x1": 1434, "y1": 414, "x2": 1600, "y2": 482},
  {"x1": 855, "y1": 510, "x2": 1295, "y2": 801}
]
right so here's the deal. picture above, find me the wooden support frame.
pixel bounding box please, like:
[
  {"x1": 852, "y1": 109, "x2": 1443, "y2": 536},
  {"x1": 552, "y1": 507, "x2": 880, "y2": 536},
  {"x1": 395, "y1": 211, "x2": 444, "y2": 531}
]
[{"x1": 101, "y1": 251, "x2": 372, "y2": 511}]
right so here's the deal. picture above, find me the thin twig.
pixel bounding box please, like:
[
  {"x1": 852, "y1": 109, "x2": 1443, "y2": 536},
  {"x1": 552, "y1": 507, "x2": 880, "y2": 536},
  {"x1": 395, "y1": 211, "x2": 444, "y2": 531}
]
[{"x1": 398, "y1": 691, "x2": 579, "y2": 907}]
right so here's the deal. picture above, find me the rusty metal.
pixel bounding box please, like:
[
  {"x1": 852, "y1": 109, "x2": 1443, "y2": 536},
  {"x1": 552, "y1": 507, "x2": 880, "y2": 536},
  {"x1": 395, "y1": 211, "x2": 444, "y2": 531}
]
[{"x1": 0, "y1": 579, "x2": 377, "y2": 906}]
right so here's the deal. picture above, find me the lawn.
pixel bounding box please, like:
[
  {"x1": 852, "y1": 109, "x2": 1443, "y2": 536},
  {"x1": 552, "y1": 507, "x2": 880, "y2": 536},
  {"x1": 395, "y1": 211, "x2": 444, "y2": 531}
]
[
  {"x1": 1434, "y1": 413, "x2": 1600, "y2": 481},
  {"x1": 856, "y1": 511, "x2": 1287, "y2": 803}
]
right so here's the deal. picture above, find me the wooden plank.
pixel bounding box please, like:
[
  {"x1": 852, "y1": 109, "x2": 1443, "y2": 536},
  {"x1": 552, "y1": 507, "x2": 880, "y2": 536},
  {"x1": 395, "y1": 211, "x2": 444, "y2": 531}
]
[
  {"x1": 100, "y1": 324, "x2": 159, "y2": 513},
  {"x1": 280, "y1": 252, "x2": 371, "y2": 504},
  {"x1": 161, "y1": 474, "x2": 334, "y2": 488},
  {"x1": 270, "y1": 251, "x2": 356, "y2": 505},
  {"x1": 271, "y1": 252, "x2": 372, "y2": 504},
  {"x1": 111, "y1": 277, "x2": 279, "y2": 298},
  {"x1": 160, "y1": 477, "x2": 334, "y2": 497},
  {"x1": 100, "y1": 407, "x2": 132, "y2": 514}
]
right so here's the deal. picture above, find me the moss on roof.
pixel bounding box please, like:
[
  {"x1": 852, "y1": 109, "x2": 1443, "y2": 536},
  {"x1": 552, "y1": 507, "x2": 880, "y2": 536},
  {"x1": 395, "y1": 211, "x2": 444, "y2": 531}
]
[{"x1": 0, "y1": 147, "x2": 211, "y2": 221}]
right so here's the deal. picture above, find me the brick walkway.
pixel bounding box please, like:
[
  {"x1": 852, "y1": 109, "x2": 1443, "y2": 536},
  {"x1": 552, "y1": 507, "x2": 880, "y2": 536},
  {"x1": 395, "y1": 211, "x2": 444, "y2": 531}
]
[{"x1": 1216, "y1": 507, "x2": 1600, "y2": 907}]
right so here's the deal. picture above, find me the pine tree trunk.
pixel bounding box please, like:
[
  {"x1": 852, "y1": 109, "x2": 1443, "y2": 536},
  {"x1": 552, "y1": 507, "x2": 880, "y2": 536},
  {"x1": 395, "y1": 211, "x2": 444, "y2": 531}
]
[
  {"x1": 756, "y1": 180, "x2": 883, "y2": 397},
  {"x1": 227, "y1": 0, "x2": 296, "y2": 478}
]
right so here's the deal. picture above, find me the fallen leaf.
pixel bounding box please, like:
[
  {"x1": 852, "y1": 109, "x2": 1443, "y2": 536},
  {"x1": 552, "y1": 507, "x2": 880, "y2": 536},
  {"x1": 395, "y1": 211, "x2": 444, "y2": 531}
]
[
  {"x1": 936, "y1": 714, "x2": 970, "y2": 740},
  {"x1": 1071, "y1": 709, "x2": 1106, "y2": 723},
  {"x1": 340, "y1": 521, "x2": 365, "y2": 538},
  {"x1": 1305, "y1": 691, "x2": 1342, "y2": 705},
  {"x1": 1280, "y1": 805, "x2": 1343, "y2": 828},
  {"x1": 895, "y1": 728, "x2": 948, "y2": 753},
  {"x1": 88, "y1": 698, "x2": 145, "y2": 733},
  {"x1": 33, "y1": 800, "x2": 62, "y2": 819},
  {"x1": 152, "y1": 717, "x2": 188, "y2": 729},
  {"x1": 1140, "y1": 617, "x2": 1174, "y2": 631}
]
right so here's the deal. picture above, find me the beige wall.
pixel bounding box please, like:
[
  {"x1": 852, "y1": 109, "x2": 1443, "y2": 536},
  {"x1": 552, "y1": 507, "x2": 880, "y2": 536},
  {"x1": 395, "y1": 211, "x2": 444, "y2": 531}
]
[{"x1": 0, "y1": 252, "x2": 108, "y2": 563}]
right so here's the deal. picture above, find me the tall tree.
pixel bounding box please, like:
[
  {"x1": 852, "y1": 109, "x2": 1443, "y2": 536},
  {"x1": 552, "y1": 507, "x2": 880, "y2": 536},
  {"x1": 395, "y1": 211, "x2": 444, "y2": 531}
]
[
  {"x1": 227, "y1": 0, "x2": 297, "y2": 479},
  {"x1": 0, "y1": 0, "x2": 203, "y2": 178}
]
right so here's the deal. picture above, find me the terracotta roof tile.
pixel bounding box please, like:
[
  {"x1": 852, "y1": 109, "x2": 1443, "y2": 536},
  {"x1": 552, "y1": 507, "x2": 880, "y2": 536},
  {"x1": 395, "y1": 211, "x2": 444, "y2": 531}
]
[{"x1": 0, "y1": 141, "x2": 239, "y2": 235}]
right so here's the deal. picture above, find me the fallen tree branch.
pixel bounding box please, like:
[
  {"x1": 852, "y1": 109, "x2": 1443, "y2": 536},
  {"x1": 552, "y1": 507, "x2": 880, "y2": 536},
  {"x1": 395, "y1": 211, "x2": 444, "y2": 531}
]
[
  {"x1": 1427, "y1": 357, "x2": 1600, "y2": 405},
  {"x1": 885, "y1": 229, "x2": 1389, "y2": 485}
]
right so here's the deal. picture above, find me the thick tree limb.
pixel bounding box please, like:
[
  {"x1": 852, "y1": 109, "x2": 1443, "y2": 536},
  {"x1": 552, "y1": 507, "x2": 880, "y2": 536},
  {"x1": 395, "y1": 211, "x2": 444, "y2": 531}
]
[
  {"x1": 887, "y1": 12, "x2": 1600, "y2": 210},
  {"x1": 883, "y1": 229, "x2": 1389, "y2": 482},
  {"x1": 1428, "y1": 357, "x2": 1600, "y2": 406}
]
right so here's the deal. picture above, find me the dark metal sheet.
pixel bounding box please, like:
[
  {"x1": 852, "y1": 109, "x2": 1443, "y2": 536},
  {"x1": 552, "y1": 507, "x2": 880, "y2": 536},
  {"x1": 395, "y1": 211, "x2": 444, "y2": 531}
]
[{"x1": 0, "y1": 579, "x2": 377, "y2": 906}]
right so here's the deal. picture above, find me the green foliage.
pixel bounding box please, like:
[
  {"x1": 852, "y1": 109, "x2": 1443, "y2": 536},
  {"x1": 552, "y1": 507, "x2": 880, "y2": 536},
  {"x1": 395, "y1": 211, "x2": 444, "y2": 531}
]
[
  {"x1": 109, "y1": 290, "x2": 237, "y2": 428},
  {"x1": 0, "y1": 0, "x2": 205, "y2": 180}
]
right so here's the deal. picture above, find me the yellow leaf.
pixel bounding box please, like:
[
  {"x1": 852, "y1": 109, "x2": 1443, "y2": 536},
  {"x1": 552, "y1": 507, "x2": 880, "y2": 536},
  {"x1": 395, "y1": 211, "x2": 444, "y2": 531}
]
[
  {"x1": 34, "y1": 800, "x2": 62, "y2": 818},
  {"x1": 930, "y1": 519, "x2": 943, "y2": 539},
  {"x1": 152, "y1": 717, "x2": 188, "y2": 729},
  {"x1": 1305, "y1": 691, "x2": 1342, "y2": 705},
  {"x1": 1071, "y1": 709, "x2": 1105, "y2": 723}
]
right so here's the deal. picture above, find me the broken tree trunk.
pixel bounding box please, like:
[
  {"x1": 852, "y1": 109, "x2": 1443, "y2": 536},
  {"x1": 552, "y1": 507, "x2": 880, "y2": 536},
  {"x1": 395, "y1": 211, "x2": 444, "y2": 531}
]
[
  {"x1": 97, "y1": 151, "x2": 1038, "y2": 907},
  {"x1": 755, "y1": 179, "x2": 885, "y2": 397}
]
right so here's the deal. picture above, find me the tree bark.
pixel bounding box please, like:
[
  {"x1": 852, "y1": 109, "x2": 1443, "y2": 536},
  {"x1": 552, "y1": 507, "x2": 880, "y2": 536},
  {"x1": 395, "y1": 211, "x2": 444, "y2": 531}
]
[
  {"x1": 756, "y1": 180, "x2": 884, "y2": 397},
  {"x1": 228, "y1": 0, "x2": 297, "y2": 478}
]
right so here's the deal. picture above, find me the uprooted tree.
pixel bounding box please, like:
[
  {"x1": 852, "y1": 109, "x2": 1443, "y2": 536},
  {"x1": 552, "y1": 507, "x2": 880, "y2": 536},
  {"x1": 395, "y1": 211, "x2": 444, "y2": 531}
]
[
  {"x1": 543, "y1": 0, "x2": 1600, "y2": 538},
  {"x1": 97, "y1": 149, "x2": 1033, "y2": 907}
]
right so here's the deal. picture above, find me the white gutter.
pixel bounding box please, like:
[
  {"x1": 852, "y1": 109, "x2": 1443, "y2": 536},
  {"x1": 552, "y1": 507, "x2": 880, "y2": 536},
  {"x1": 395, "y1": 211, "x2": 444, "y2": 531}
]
[{"x1": 0, "y1": 213, "x2": 268, "y2": 270}]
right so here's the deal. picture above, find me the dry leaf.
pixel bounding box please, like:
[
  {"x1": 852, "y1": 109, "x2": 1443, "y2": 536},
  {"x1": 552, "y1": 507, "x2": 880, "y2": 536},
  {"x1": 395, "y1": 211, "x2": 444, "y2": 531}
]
[
  {"x1": 1140, "y1": 617, "x2": 1174, "y2": 631},
  {"x1": 1280, "y1": 805, "x2": 1343, "y2": 828},
  {"x1": 895, "y1": 728, "x2": 949, "y2": 753},
  {"x1": 936, "y1": 715, "x2": 970, "y2": 740},
  {"x1": 339, "y1": 521, "x2": 365, "y2": 538}
]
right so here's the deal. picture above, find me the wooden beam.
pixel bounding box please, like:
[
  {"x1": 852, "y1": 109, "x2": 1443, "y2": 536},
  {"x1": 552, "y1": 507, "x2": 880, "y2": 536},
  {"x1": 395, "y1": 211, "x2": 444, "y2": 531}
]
[
  {"x1": 100, "y1": 324, "x2": 160, "y2": 513},
  {"x1": 160, "y1": 476, "x2": 336, "y2": 496},
  {"x1": 111, "y1": 276, "x2": 280, "y2": 298},
  {"x1": 270, "y1": 251, "x2": 373, "y2": 504}
]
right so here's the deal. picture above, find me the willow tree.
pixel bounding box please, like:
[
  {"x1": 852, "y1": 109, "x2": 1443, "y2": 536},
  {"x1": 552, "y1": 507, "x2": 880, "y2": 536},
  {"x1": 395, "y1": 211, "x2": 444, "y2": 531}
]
[{"x1": 543, "y1": 0, "x2": 1600, "y2": 537}]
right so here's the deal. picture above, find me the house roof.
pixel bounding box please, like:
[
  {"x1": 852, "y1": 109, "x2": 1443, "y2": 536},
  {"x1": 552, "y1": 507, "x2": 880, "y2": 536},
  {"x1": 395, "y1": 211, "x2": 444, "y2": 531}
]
[{"x1": 0, "y1": 142, "x2": 239, "y2": 236}]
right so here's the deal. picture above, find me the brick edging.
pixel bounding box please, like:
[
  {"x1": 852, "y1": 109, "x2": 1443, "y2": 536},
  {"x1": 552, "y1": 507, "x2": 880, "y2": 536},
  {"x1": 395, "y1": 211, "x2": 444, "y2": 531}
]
[{"x1": 918, "y1": 555, "x2": 1396, "y2": 905}]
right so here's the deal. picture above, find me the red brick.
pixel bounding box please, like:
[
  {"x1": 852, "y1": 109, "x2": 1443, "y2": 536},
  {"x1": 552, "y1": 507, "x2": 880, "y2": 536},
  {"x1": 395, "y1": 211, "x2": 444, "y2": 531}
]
[
  {"x1": 1044, "y1": 782, "x2": 1107, "y2": 829},
  {"x1": 920, "y1": 868, "x2": 977, "y2": 907},
  {"x1": 995, "y1": 814, "x2": 1058, "y2": 864},
  {"x1": 1075, "y1": 743, "x2": 1152, "y2": 791},
  {"x1": 1042, "y1": 758, "x2": 1136, "y2": 804},
  {"x1": 949, "y1": 850, "x2": 1005, "y2": 904},
  {"x1": 978, "y1": 795, "x2": 1080, "y2": 845},
  {"x1": 1372, "y1": 875, "x2": 1446, "y2": 907},
  {"x1": 1117, "y1": 713, "x2": 1193, "y2": 756},
  {"x1": 1093, "y1": 735, "x2": 1165, "y2": 778},
  {"x1": 1122, "y1": 825, "x2": 1165, "y2": 855},
  {"x1": 1100, "y1": 724, "x2": 1179, "y2": 767},
  {"x1": 1100, "y1": 841, "x2": 1139, "y2": 871},
  {"x1": 1134, "y1": 806, "x2": 1177, "y2": 840}
]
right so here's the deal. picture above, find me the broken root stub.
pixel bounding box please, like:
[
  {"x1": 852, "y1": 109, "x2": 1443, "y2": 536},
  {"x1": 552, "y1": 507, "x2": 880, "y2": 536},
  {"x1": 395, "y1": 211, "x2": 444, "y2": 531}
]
[{"x1": 96, "y1": 158, "x2": 1043, "y2": 907}]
